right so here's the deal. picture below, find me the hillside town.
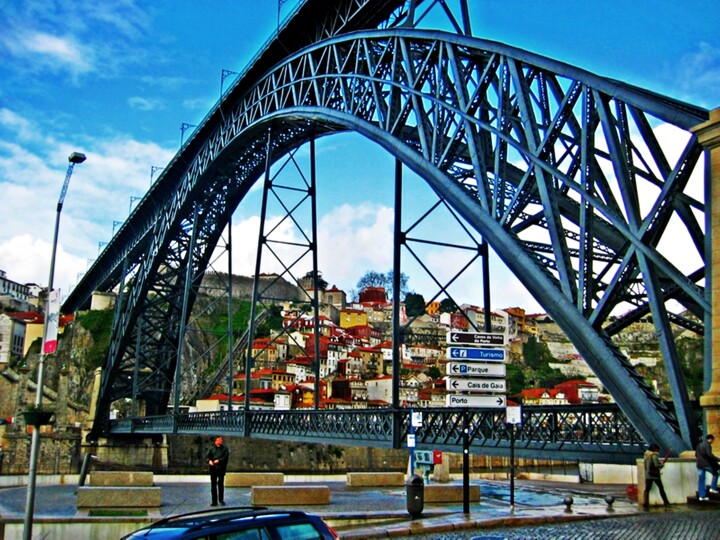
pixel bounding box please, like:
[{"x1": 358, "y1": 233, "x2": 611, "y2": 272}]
[
  {"x1": 189, "y1": 275, "x2": 608, "y2": 415},
  {"x1": 1, "y1": 266, "x2": 676, "y2": 428}
]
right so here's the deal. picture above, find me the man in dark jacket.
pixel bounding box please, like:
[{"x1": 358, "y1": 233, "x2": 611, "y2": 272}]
[
  {"x1": 696, "y1": 433, "x2": 719, "y2": 501},
  {"x1": 643, "y1": 443, "x2": 670, "y2": 508},
  {"x1": 206, "y1": 436, "x2": 230, "y2": 506}
]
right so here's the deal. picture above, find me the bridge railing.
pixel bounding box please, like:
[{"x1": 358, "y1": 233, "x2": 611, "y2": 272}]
[{"x1": 109, "y1": 404, "x2": 648, "y2": 464}]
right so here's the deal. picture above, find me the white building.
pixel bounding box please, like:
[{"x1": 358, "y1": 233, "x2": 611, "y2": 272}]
[
  {"x1": 0, "y1": 270, "x2": 32, "y2": 311},
  {"x1": 365, "y1": 374, "x2": 392, "y2": 404},
  {"x1": 0, "y1": 313, "x2": 26, "y2": 364}
]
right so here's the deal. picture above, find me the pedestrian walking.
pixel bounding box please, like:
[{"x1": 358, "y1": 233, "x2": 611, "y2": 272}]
[
  {"x1": 696, "y1": 433, "x2": 720, "y2": 501},
  {"x1": 206, "y1": 436, "x2": 230, "y2": 506},
  {"x1": 643, "y1": 442, "x2": 669, "y2": 508}
]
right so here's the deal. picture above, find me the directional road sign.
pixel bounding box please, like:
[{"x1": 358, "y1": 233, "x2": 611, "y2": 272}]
[
  {"x1": 446, "y1": 378, "x2": 507, "y2": 393},
  {"x1": 446, "y1": 347, "x2": 506, "y2": 361},
  {"x1": 446, "y1": 331, "x2": 505, "y2": 346},
  {"x1": 446, "y1": 362, "x2": 506, "y2": 377},
  {"x1": 446, "y1": 394, "x2": 507, "y2": 408}
]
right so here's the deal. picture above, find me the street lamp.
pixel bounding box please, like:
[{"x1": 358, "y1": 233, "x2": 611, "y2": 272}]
[{"x1": 23, "y1": 151, "x2": 86, "y2": 540}]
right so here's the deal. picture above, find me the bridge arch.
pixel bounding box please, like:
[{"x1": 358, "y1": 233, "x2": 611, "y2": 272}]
[{"x1": 78, "y1": 28, "x2": 708, "y2": 453}]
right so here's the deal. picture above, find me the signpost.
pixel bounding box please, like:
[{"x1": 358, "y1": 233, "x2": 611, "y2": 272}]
[
  {"x1": 408, "y1": 410, "x2": 421, "y2": 474},
  {"x1": 505, "y1": 405, "x2": 522, "y2": 506},
  {"x1": 444, "y1": 332, "x2": 506, "y2": 515}
]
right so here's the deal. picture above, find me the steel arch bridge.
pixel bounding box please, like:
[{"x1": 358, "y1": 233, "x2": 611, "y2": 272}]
[{"x1": 63, "y1": 0, "x2": 709, "y2": 460}]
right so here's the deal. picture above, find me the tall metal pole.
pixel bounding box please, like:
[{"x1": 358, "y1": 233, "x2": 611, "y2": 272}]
[
  {"x1": 227, "y1": 213, "x2": 234, "y2": 412},
  {"x1": 23, "y1": 152, "x2": 86, "y2": 540},
  {"x1": 310, "y1": 137, "x2": 322, "y2": 409},
  {"x1": 392, "y1": 158, "x2": 403, "y2": 447}
]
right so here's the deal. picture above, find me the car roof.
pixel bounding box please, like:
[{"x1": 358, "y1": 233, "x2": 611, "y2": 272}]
[{"x1": 124, "y1": 506, "x2": 324, "y2": 538}]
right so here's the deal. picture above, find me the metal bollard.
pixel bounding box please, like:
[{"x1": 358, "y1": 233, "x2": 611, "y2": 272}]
[
  {"x1": 563, "y1": 495, "x2": 574, "y2": 512},
  {"x1": 78, "y1": 453, "x2": 97, "y2": 486},
  {"x1": 406, "y1": 474, "x2": 424, "y2": 518}
]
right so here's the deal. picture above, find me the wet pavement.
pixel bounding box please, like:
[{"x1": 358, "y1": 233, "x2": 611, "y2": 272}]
[{"x1": 0, "y1": 476, "x2": 717, "y2": 539}]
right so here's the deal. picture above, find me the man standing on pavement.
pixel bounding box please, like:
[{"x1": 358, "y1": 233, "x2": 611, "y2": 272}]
[
  {"x1": 696, "y1": 433, "x2": 719, "y2": 501},
  {"x1": 206, "y1": 436, "x2": 230, "y2": 506},
  {"x1": 643, "y1": 443, "x2": 670, "y2": 508}
]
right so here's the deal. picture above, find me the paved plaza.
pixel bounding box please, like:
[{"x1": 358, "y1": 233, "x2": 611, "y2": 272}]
[{"x1": 2, "y1": 476, "x2": 717, "y2": 538}]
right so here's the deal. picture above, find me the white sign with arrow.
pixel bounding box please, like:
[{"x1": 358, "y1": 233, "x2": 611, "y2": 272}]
[
  {"x1": 446, "y1": 331, "x2": 505, "y2": 346},
  {"x1": 446, "y1": 378, "x2": 507, "y2": 393},
  {"x1": 446, "y1": 362, "x2": 506, "y2": 377},
  {"x1": 446, "y1": 347, "x2": 506, "y2": 361},
  {"x1": 446, "y1": 394, "x2": 507, "y2": 408}
]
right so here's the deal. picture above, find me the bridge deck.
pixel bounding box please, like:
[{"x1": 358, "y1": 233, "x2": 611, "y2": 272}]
[{"x1": 109, "y1": 405, "x2": 647, "y2": 464}]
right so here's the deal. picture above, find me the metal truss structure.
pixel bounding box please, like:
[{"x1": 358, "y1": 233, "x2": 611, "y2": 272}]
[
  {"x1": 109, "y1": 404, "x2": 644, "y2": 464},
  {"x1": 63, "y1": 0, "x2": 710, "y2": 457}
]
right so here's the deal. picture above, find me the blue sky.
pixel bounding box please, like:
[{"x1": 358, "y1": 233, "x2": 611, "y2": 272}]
[{"x1": 0, "y1": 0, "x2": 718, "y2": 313}]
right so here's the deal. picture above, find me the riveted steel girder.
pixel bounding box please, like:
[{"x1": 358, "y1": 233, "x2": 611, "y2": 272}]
[{"x1": 75, "y1": 10, "x2": 708, "y2": 455}]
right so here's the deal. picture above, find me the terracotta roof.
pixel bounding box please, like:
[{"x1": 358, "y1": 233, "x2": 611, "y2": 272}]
[{"x1": 203, "y1": 394, "x2": 244, "y2": 402}]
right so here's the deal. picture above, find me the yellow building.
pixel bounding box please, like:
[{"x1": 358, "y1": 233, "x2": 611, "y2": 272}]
[{"x1": 339, "y1": 308, "x2": 368, "y2": 329}]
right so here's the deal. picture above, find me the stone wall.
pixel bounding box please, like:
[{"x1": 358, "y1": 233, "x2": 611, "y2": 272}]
[
  {"x1": 1, "y1": 430, "x2": 82, "y2": 474},
  {"x1": 167, "y1": 434, "x2": 408, "y2": 474},
  {"x1": 0, "y1": 430, "x2": 581, "y2": 476},
  {"x1": 166, "y1": 435, "x2": 577, "y2": 475}
]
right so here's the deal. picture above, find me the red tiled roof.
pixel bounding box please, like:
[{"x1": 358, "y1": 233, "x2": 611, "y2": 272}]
[{"x1": 204, "y1": 394, "x2": 244, "y2": 402}]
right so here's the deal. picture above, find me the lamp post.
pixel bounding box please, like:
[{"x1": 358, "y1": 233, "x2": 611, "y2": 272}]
[{"x1": 23, "y1": 151, "x2": 86, "y2": 540}]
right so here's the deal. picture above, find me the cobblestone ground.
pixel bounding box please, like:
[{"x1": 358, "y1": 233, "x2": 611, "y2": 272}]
[{"x1": 394, "y1": 509, "x2": 720, "y2": 539}]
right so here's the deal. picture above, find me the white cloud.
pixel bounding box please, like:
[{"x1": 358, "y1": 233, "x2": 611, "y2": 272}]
[
  {"x1": 0, "y1": 234, "x2": 87, "y2": 301},
  {"x1": 210, "y1": 202, "x2": 395, "y2": 296},
  {"x1": 675, "y1": 42, "x2": 720, "y2": 108},
  {"x1": 3, "y1": 30, "x2": 94, "y2": 78},
  {"x1": 0, "y1": 108, "x2": 37, "y2": 142},
  {"x1": 317, "y1": 203, "x2": 394, "y2": 289},
  {"x1": 213, "y1": 198, "x2": 543, "y2": 311},
  {"x1": 25, "y1": 32, "x2": 88, "y2": 66},
  {"x1": 128, "y1": 97, "x2": 166, "y2": 111},
  {"x1": 0, "y1": 108, "x2": 176, "y2": 298}
]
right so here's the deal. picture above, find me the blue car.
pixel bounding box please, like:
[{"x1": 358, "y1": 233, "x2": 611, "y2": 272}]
[{"x1": 121, "y1": 506, "x2": 339, "y2": 539}]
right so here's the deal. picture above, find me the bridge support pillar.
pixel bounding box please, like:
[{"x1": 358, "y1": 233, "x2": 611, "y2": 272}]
[{"x1": 693, "y1": 107, "x2": 720, "y2": 439}]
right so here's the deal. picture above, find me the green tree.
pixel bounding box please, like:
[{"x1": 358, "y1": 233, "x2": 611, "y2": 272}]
[
  {"x1": 438, "y1": 298, "x2": 458, "y2": 313},
  {"x1": 678, "y1": 336, "x2": 704, "y2": 400},
  {"x1": 356, "y1": 271, "x2": 386, "y2": 291},
  {"x1": 75, "y1": 309, "x2": 114, "y2": 370},
  {"x1": 426, "y1": 366, "x2": 442, "y2": 380},
  {"x1": 405, "y1": 292, "x2": 426, "y2": 317},
  {"x1": 535, "y1": 366, "x2": 567, "y2": 388},
  {"x1": 506, "y1": 363, "x2": 526, "y2": 395},
  {"x1": 355, "y1": 269, "x2": 409, "y2": 301},
  {"x1": 385, "y1": 270, "x2": 409, "y2": 301},
  {"x1": 522, "y1": 336, "x2": 554, "y2": 370},
  {"x1": 302, "y1": 270, "x2": 328, "y2": 291}
]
